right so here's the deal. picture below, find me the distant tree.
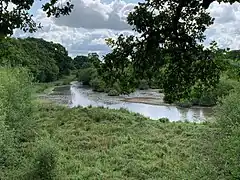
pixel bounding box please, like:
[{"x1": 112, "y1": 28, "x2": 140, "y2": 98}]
[
  {"x1": 73, "y1": 55, "x2": 90, "y2": 69},
  {"x1": 0, "y1": 37, "x2": 73, "y2": 82}
]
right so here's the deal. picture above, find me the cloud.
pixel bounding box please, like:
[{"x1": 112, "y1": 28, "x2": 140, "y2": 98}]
[
  {"x1": 205, "y1": 2, "x2": 240, "y2": 49},
  {"x1": 53, "y1": 0, "x2": 135, "y2": 30},
  {"x1": 13, "y1": 7, "x2": 135, "y2": 57}
]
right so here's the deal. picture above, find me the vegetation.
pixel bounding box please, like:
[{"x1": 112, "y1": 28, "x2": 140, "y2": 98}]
[
  {"x1": 0, "y1": 69, "x2": 239, "y2": 179},
  {"x1": 99, "y1": 0, "x2": 226, "y2": 103},
  {"x1": 0, "y1": 37, "x2": 74, "y2": 82},
  {"x1": 1, "y1": 0, "x2": 240, "y2": 179}
]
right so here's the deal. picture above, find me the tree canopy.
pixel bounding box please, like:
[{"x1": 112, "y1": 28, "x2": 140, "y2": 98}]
[
  {"x1": 0, "y1": 37, "x2": 74, "y2": 82},
  {"x1": 99, "y1": 0, "x2": 237, "y2": 102},
  {"x1": 0, "y1": 0, "x2": 73, "y2": 38}
]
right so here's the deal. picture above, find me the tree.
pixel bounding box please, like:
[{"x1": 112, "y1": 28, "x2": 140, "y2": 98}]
[
  {"x1": 0, "y1": 37, "x2": 74, "y2": 82},
  {"x1": 0, "y1": 0, "x2": 74, "y2": 38},
  {"x1": 99, "y1": 0, "x2": 230, "y2": 102}
]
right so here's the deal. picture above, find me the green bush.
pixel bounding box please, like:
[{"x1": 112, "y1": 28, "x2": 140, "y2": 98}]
[
  {"x1": 76, "y1": 68, "x2": 97, "y2": 85},
  {"x1": 113, "y1": 81, "x2": 121, "y2": 93},
  {"x1": 138, "y1": 79, "x2": 149, "y2": 90},
  {"x1": 158, "y1": 117, "x2": 169, "y2": 123},
  {"x1": 108, "y1": 89, "x2": 120, "y2": 96},
  {"x1": 0, "y1": 68, "x2": 34, "y2": 136},
  {"x1": 27, "y1": 139, "x2": 59, "y2": 180},
  {"x1": 173, "y1": 79, "x2": 235, "y2": 107},
  {"x1": 0, "y1": 121, "x2": 21, "y2": 179},
  {"x1": 175, "y1": 99, "x2": 193, "y2": 108},
  {"x1": 208, "y1": 86, "x2": 240, "y2": 179},
  {"x1": 90, "y1": 78, "x2": 106, "y2": 92},
  {"x1": 214, "y1": 86, "x2": 240, "y2": 131},
  {"x1": 0, "y1": 68, "x2": 34, "y2": 179}
]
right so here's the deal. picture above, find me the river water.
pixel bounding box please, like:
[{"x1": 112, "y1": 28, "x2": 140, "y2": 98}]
[{"x1": 44, "y1": 83, "x2": 213, "y2": 122}]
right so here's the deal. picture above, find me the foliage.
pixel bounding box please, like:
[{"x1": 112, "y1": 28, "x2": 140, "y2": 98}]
[
  {"x1": 108, "y1": 89, "x2": 120, "y2": 96},
  {"x1": 90, "y1": 77, "x2": 106, "y2": 92},
  {"x1": 0, "y1": 67, "x2": 35, "y2": 179},
  {"x1": 100, "y1": 0, "x2": 227, "y2": 102},
  {"x1": 0, "y1": 0, "x2": 73, "y2": 38},
  {"x1": 27, "y1": 139, "x2": 59, "y2": 180},
  {"x1": 0, "y1": 37, "x2": 74, "y2": 82},
  {"x1": 76, "y1": 68, "x2": 97, "y2": 85},
  {"x1": 33, "y1": 104, "x2": 211, "y2": 179},
  {"x1": 175, "y1": 78, "x2": 235, "y2": 107},
  {"x1": 30, "y1": 102, "x2": 240, "y2": 179},
  {"x1": 138, "y1": 79, "x2": 149, "y2": 90},
  {"x1": 208, "y1": 85, "x2": 240, "y2": 179},
  {"x1": 214, "y1": 85, "x2": 240, "y2": 131},
  {"x1": 224, "y1": 50, "x2": 240, "y2": 81},
  {"x1": 0, "y1": 121, "x2": 20, "y2": 179},
  {"x1": 0, "y1": 68, "x2": 33, "y2": 136},
  {"x1": 73, "y1": 55, "x2": 91, "y2": 69},
  {"x1": 158, "y1": 117, "x2": 169, "y2": 123}
]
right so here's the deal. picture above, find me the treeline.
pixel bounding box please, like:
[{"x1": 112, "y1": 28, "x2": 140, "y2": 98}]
[
  {"x1": 0, "y1": 37, "x2": 74, "y2": 82},
  {"x1": 74, "y1": 48, "x2": 240, "y2": 107}
]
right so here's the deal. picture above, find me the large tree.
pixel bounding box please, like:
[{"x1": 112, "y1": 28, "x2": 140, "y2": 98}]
[
  {"x1": 99, "y1": 0, "x2": 236, "y2": 102},
  {"x1": 0, "y1": 0, "x2": 73, "y2": 38}
]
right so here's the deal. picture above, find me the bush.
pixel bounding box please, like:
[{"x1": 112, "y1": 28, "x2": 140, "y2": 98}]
[
  {"x1": 108, "y1": 89, "x2": 120, "y2": 96},
  {"x1": 0, "y1": 68, "x2": 34, "y2": 136},
  {"x1": 211, "y1": 86, "x2": 240, "y2": 179},
  {"x1": 113, "y1": 81, "x2": 121, "y2": 93},
  {"x1": 0, "y1": 121, "x2": 21, "y2": 179},
  {"x1": 172, "y1": 79, "x2": 235, "y2": 107},
  {"x1": 90, "y1": 78, "x2": 106, "y2": 92},
  {"x1": 158, "y1": 118, "x2": 169, "y2": 123},
  {"x1": 27, "y1": 139, "x2": 59, "y2": 180},
  {"x1": 214, "y1": 86, "x2": 240, "y2": 131},
  {"x1": 175, "y1": 99, "x2": 193, "y2": 108},
  {"x1": 0, "y1": 68, "x2": 34, "y2": 179},
  {"x1": 138, "y1": 79, "x2": 149, "y2": 90},
  {"x1": 76, "y1": 68, "x2": 97, "y2": 85}
]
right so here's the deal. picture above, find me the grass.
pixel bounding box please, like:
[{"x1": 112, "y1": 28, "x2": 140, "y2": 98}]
[{"x1": 29, "y1": 102, "x2": 218, "y2": 180}]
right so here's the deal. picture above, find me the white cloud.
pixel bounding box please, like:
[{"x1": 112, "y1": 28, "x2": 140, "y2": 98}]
[
  {"x1": 53, "y1": 0, "x2": 134, "y2": 30},
  {"x1": 205, "y1": 2, "x2": 240, "y2": 49},
  {"x1": 2, "y1": 2, "x2": 16, "y2": 12}
]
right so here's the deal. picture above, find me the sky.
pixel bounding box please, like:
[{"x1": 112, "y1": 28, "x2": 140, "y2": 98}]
[{"x1": 13, "y1": 0, "x2": 240, "y2": 57}]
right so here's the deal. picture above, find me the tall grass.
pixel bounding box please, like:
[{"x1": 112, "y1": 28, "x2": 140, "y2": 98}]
[{"x1": 211, "y1": 85, "x2": 240, "y2": 179}]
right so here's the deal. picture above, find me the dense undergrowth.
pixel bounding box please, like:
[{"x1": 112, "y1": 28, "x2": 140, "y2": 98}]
[{"x1": 0, "y1": 67, "x2": 240, "y2": 179}]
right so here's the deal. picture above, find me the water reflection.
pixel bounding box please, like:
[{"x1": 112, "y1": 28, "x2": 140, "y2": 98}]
[{"x1": 69, "y1": 85, "x2": 212, "y2": 122}]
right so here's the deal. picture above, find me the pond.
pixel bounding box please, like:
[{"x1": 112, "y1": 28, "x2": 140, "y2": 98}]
[{"x1": 44, "y1": 82, "x2": 213, "y2": 122}]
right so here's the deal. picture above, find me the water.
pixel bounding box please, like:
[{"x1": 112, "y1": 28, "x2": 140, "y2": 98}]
[{"x1": 69, "y1": 84, "x2": 213, "y2": 122}]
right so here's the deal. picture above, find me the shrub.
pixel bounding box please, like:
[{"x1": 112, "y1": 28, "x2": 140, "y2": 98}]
[
  {"x1": 113, "y1": 81, "x2": 121, "y2": 93},
  {"x1": 76, "y1": 68, "x2": 97, "y2": 85},
  {"x1": 0, "y1": 120, "x2": 20, "y2": 179},
  {"x1": 90, "y1": 77, "x2": 106, "y2": 92},
  {"x1": 175, "y1": 99, "x2": 193, "y2": 108},
  {"x1": 158, "y1": 118, "x2": 169, "y2": 123},
  {"x1": 0, "y1": 68, "x2": 34, "y2": 136},
  {"x1": 27, "y1": 139, "x2": 59, "y2": 180},
  {"x1": 211, "y1": 86, "x2": 240, "y2": 179},
  {"x1": 214, "y1": 86, "x2": 240, "y2": 131},
  {"x1": 138, "y1": 79, "x2": 149, "y2": 90},
  {"x1": 108, "y1": 89, "x2": 120, "y2": 96}
]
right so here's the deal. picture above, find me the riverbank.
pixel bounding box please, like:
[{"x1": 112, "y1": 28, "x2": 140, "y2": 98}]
[{"x1": 33, "y1": 102, "x2": 218, "y2": 179}]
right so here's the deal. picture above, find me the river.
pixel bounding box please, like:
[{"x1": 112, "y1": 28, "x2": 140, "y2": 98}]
[{"x1": 40, "y1": 82, "x2": 213, "y2": 122}]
